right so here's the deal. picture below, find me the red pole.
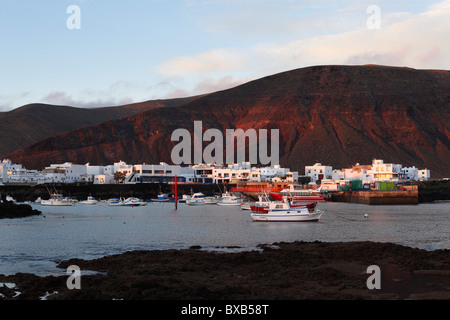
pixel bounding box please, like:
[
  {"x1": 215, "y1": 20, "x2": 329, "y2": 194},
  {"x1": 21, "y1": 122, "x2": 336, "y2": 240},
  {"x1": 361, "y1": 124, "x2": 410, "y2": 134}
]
[{"x1": 174, "y1": 176, "x2": 178, "y2": 210}]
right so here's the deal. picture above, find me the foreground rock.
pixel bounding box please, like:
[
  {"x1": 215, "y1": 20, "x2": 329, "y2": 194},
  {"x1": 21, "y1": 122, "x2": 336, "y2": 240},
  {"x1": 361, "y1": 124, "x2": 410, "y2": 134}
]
[
  {"x1": 0, "y1": 202, "x2": 41, "y2": 219},
  {"x1": 0, "y1": 241, "x2": 449, "y2": 300}
]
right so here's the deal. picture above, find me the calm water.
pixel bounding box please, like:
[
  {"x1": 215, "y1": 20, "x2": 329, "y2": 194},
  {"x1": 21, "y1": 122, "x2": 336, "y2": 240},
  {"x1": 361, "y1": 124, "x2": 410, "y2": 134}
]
[{"x1": 0, "y1": 201, "x2": 449, "y2": 276}]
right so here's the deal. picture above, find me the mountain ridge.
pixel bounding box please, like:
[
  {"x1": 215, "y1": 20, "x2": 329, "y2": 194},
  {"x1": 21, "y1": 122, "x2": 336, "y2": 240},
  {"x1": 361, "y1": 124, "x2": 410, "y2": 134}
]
[
  {"x1": 0, "y1": 95, "x2": 203, "y2": 157},
  {"x1": 5, "y1": 65, "x2": 450, "y2": 177}
]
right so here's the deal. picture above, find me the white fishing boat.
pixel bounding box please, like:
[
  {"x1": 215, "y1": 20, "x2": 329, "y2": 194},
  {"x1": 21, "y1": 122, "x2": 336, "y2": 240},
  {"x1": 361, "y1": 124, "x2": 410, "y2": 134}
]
[
  {"x1": 217, "y1": 192, "x2": 241, "y2": 206},
  {"x1": 250, "y1": 196, "x2": 324, "y2": 222},
  {"x1": 80, "y1": 196, "x2": 98, "y2": 205},
  {"x1": 186, "y1": 192, "x2": 205, "y2": 206},
  {"x1": 41, "y1": 193, "x2": 73, "y2": 206}
]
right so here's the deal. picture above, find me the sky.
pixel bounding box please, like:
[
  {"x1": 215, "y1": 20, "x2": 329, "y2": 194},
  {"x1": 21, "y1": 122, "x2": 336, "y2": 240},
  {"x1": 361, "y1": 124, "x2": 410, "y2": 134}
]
[{"x1": 0, "y1": 0, "x2": 449, "y2": 111}]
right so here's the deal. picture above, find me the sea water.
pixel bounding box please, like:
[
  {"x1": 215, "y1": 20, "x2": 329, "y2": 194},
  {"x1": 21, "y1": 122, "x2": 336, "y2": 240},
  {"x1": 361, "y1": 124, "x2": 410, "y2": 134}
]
[{"x1": 0, "y1": 201, "x2": 448, "y2": 276}]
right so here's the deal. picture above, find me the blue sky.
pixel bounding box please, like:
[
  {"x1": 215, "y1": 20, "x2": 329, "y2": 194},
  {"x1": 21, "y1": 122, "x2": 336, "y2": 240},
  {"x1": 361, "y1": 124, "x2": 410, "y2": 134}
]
[{"x1": 0, "y1": 0, "x2": 449, "y2": 111}]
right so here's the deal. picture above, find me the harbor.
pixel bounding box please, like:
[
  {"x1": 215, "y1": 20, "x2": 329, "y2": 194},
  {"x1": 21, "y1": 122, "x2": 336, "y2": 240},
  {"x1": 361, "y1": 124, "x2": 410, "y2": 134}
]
[
  {"x1": 1, "y1": 179, "x2": 449, "y2": 206},
  {"x1": 0, "y1": 199, "x2": 449, "y2": 300}
]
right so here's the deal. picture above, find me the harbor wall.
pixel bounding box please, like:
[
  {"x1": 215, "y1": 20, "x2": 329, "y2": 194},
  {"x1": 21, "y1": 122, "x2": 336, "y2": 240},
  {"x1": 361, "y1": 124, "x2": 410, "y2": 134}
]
[
  {"x1": 330, "y1": 185, "x2": 419, "y2": 205},
  {"x1": 0, "y1": 183, "x2": 234, "y2": 202},
  {"x1": 1, "y1": 180, "x2": 449, "y2": 204}
]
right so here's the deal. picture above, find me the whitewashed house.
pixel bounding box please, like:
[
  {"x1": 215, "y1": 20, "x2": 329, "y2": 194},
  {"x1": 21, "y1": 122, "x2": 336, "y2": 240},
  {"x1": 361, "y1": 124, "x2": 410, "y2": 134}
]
[{"x1": 305, "y1": 163, "x2": 333, "y2": 183}]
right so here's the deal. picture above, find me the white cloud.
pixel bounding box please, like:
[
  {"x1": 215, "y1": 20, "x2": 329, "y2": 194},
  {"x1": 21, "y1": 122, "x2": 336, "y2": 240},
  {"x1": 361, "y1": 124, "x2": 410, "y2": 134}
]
[
  {"x1": 157, "y1": 0, "x2": 450, "y2": 93},
  {"x1": 157, "y1": 48, "x2": 246, "y2": 77}
]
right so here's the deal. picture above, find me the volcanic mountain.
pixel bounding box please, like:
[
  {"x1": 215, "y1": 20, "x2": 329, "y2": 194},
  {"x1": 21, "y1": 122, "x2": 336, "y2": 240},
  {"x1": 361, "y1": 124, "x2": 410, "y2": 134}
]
[
  {"x1": 5, "y1": 65, "x2": 450, "y2": 177},
  {"x1": 0, "y1": 96, "x2": 200, "y2": 157}
]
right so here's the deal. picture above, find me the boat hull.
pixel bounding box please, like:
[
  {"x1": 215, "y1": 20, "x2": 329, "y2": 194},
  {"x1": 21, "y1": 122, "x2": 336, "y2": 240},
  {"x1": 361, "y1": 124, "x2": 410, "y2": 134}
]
[
  {"x1": 251, "y1": 210, "x2": 323, "y2": 222},
  {"x1": 217, "y1": 201, "x2": 241, "y2": 206},
  {"x1": 41, "y1": 201, "x2": 73, "y2": 206},
  {"x1": 80, "y1": 201, "x2": 98, "y2": 205},
  {"x1": 187, "y1": 200, "x2": 204, "y2": 206}
]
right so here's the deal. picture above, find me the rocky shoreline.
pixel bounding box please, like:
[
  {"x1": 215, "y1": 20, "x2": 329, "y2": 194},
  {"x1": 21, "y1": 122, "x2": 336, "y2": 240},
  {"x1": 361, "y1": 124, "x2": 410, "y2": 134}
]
[
  {"x1": 0, "y1": 201, "x2": 41, "y2": 219},
  {"x1": 0, "y1": 241, "x2": 449, "y2": 300}
]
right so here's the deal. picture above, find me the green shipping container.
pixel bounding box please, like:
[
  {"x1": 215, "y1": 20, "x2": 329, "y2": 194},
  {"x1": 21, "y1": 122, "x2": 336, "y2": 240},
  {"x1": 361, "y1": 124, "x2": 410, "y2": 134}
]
[
  {"x1": 352, "y1": 180, "x2": 363, "y2": 190},
  {"x1": 379, "y1": 181, "x2": 395, "y2": 191}
]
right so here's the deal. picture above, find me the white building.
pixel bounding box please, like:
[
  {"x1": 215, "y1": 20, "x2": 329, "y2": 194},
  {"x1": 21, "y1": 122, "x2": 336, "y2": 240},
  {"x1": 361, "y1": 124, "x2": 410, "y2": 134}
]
[
  {"x1": 368, "y1": 159, "x2": 402, "y2": 182},
  {"x1": 0, "y1": 159, "x2": 24, "y2": 184},
  {"x1": 305, "y1": 163, "x2": 333, "y2": 183},
  {"x1": 0, "y1": 160, "x2": 47, "y2": 184},
  {"x1": 400, "y1": 166, "x2": 418, "y2": 181},
  {"x1": 418, "y1": 169, "x2": 430, "y2": 181},
  {"x1": 191, "y1": 162, "x2": 295, "y2": 184},
  {"x1": 45, "y1": 162, "x2": 87, "y2": 184},
  {"x1": 127, "y1": 162, "x2": 195, "y2": 184}
]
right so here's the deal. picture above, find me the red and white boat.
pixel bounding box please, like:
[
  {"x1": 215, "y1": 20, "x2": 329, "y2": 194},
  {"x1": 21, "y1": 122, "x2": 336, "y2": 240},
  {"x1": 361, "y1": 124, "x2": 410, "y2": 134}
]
[
  {"x1": 250, "y1": 195, "x2": 317, "y2": 213},
  {"x1": 250, "y1": 196, "x2": 324, "y2": 222}
]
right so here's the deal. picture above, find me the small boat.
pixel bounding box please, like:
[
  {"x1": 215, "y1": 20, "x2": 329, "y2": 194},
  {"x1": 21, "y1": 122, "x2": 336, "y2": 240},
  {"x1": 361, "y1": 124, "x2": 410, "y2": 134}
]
[
  {"x1": 240, "y1": 202, "x2": 251, "y2": 210},
  {"x1": 186, "y1": 192, "x2": 205, "y2": 206},
  {"x1": 80, "y1": 196, "x2": 98, "y2": 205},
  {"x1": 203, "y1": 195, "x2": 221, "y2": 204},
  {"x1": 178, "y1": 194, "x2": 192, "y2": 203},
  {"x1": 217, "y1": 192, "x2": 241, "y2": 206},
  {"x1": 108, "y1": 198, "x2": 125, "y2": 206},
  {"x1": 122, "y1": 197, "x2": 147, "y2": 206},
  {"x1": 250, "y1": 197, "x2": 323, "y2": 222},
  {"x1": 41, "y1": 193, "x2": 73, "y2": 206},
  {"x1": 251, "y1": 195, "x2": 317, "y2": 213},
  {"x1": 151, "y1": 193, "x2": 174, "y2": 203}
]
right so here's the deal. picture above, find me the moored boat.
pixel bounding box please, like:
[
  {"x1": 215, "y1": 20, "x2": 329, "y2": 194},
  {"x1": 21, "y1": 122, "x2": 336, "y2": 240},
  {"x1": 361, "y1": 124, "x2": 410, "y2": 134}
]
[
  {"x1": 186, "y1": 192, "x2": 205, "y2": 206},
  {"x1": 108, "y1": 198, "x2": 125, "y2": 206},
  {"x1": 41, "y1": 193, "x2": 73, "y2": 206},
  {"x1": 240, "y1": 202, "x2": 251, "y2": 210},
  {"x1": 217, "y1": 192, "x2": 241, "y2": 206},
  {"x1": 250, "y1": 196, "x2": 323, "y2": 222},
  {"x1": 122, "y1": 197, "x2": 147, "y2": 206},
  {"x1": 80, "y1": 196, "x2": 98, "y2": 205},
  {"x1": 178, "y1": 194, "x2": 192, "y2": 203},
  {"x1": 151, "y1": 193, "x2": 174, "y2": 203},
  {"x1": 203, "y1": 195, "x2": 221, "y2": 204}
]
